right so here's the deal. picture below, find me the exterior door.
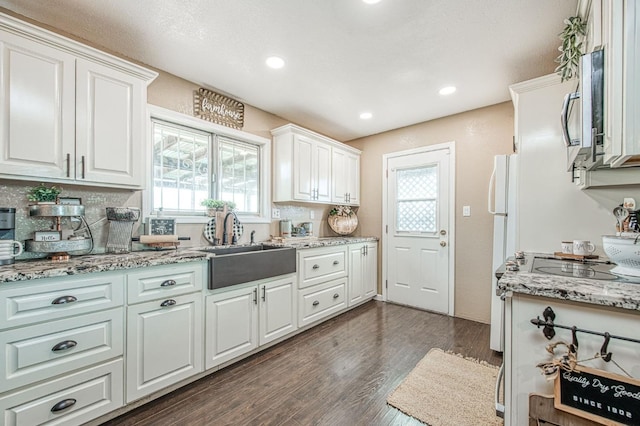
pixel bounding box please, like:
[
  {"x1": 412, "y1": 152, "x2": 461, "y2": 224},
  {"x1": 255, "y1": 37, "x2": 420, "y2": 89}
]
[{"x1": 385, "y1": 146, "x2": 451, "y2": 314}]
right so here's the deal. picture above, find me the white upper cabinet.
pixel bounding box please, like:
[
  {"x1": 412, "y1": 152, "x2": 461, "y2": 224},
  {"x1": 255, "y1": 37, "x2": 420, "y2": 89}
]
[
  {"x1": 0, "y1": 13, "x2": 157, "y2": 188},
  {"x1": 272, "y1": 124, "x2": 360, "y2": 205},
  {"x1": 332, "y1": 147, "x2": 360, "y2": 205}
]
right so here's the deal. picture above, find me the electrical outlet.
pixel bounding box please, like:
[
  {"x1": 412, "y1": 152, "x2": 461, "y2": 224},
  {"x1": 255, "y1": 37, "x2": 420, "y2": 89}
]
[
  {"x1": 309, "y1": 210, "x2": 315, "y2": 219},
  {"x1": 272, "y1": 208, "x2": 281, "y2": 219},
  {"x1": 463, "y1": 206, "x2": 471, "y2": 217}
]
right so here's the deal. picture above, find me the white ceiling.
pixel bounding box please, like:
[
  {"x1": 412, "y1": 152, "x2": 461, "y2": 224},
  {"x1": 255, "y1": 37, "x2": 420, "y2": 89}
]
[{"x1": 0, "y1": 0, "x2": 578, "y2": 141}]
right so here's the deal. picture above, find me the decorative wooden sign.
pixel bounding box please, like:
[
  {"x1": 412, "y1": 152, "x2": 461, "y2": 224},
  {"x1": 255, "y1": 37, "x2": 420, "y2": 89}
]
[
  {"x1": 194, "y1": 88, "x2": 244, "y2": 129},
  {"x1": 555, "y1": 365, "x2": 640, "y2": 425}
]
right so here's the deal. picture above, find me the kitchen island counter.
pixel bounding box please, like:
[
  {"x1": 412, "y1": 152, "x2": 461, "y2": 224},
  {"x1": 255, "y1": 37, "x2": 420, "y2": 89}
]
[{"x1": 498, "y1": 260, "x2": 640, "y2": 312}]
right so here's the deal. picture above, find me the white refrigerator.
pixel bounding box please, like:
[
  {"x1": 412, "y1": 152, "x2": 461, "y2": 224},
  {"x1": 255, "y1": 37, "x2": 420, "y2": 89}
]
[{"x1": 488, "y1": 154, "x2": 517, "y2": 352}]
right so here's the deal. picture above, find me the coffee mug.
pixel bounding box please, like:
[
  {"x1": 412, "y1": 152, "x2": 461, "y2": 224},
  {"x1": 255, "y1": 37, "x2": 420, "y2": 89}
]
[
  {"x1": 573, "y1": 240, "x2": 596, "y2": 256},
  {"x1": 0, "y1": 240, "x2": 23, "y2": 258},
  {"x1": 561, "y1": 241, "x2": 573, "y2": 254}
]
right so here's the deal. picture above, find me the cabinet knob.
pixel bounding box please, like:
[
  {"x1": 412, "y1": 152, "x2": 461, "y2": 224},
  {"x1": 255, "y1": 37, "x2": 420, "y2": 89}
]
[
  {"x1": 333, "y1": 293, "x2": 339, "y2": 299},
  {"x1": 160, "y1": 299, "x2": 177, "y2": 307},
  {"x1": 51, "y1": 295, "x2": 78, "y2": 305},
  {"x1": 333, "y1": 260, "x2": 339, "y2": 265},
  {"x1": 51, "y1": 340, "x2": 77, "y2": 352},
  {"x1": 51, "y1": 398, "x2": 76, "y2": 413},
  {"x1": 313, "y1": 264, "x2": 320, "y2": 270},
  {"x1": 312, "y1": 300, "x2": 320, "y2": 306},
  {"x1": 160, "y1": 279, "x2": 176, "y2": 287}
]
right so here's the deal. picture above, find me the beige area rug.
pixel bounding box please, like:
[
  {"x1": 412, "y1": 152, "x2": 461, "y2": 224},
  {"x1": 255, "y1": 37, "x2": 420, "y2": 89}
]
[{"x1": 387, "y1": 348, "x2": 503, "y2": 426}]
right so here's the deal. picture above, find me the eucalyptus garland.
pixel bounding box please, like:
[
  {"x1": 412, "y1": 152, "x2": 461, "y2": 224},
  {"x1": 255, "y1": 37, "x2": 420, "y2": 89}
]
[{"x1": 555, "y1": 16, "x2": 586, "y2": 82}]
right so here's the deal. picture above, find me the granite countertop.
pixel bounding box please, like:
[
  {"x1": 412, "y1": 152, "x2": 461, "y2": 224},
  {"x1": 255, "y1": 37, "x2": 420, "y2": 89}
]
[
  {"x1": 498, "y1": 254, "x2": 640, "y2": 312},
  {"x1": 0, "y1": 236, "x2": 379, "y2": 284}
]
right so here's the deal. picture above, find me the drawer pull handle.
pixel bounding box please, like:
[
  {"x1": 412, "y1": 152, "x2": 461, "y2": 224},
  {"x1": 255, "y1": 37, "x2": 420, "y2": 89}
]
[
  {"x1": 51, "y1": 398, "x2": 76, "y2": 413},
  {"x1": 312, "y1": 264, "x2": 320, "y2": 270},
  {"x1": 161, "y1": 279, "x2": 176, "y2": 287},
  {"x1": 52, "y1": 340, "x2": 77, "y2": 352},
  {"x1": 160, "y1": 299, "x2": 177, "y2": 307},
  {"x1": 333, "y1": 260, "x2": 339, "y2": 265},
  {"x1": 333, "y1": 293, "x2": 340, "y2": 299},
  {"x1": 51, "y1": 295, "x2": 77, "y2": 305},
  {"x1": 312, "y1": 300, "x2": 320, "y2": 306}
]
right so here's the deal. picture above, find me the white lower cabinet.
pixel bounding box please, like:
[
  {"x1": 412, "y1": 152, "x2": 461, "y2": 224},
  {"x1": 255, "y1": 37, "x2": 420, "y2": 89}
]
[
  {"x1": 205, "y1": 274, "x2": 297, "y2": 370},
  {"x1": 125, "y1": 292, "x2": 203, "y2": 403},
  {"x1": 205, "y1": 285, "x2": 258, "y2": 370},
  {"x1": 124, "y1": 262, "x2": 205, "y2": 403},
  {"x1": 0, "y1": 359, "x2": 123, "y2": 426},
  {"x1": 348, "y1": 242, "x2": 378, "y2": 306}
]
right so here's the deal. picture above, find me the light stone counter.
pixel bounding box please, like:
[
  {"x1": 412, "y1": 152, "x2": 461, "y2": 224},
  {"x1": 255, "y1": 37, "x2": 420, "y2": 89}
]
[
  {"x1": 0, "y1": 237, "x2": 379, "y2": 283},
  {"x1": 0, "y1": 249, "x2": 209, "y2": 283},
  {"x1": 497, "y1": 255, "x2": 640, "y2": 312}
]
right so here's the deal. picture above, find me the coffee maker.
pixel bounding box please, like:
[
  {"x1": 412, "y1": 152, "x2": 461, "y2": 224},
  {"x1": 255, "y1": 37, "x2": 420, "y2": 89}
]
[{"x1": 0, "y1": 208, "x2": 17, "y2": 265}]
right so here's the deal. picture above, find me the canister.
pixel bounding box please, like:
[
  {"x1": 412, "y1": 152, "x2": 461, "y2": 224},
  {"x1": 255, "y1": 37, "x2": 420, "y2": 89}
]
[{"x1": 280, "y1": 219, "x2": 292, "y2": 237}]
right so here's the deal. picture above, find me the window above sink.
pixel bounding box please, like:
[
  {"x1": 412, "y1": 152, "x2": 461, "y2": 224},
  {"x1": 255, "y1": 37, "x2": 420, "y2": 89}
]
[{"x1": 144, "y1": 105, "x2": 271, "y2": 224}]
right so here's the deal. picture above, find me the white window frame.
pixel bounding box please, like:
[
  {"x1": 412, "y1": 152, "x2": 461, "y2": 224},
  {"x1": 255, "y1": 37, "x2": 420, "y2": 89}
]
[{"x1": 144, "y1": 105, "x2": 271, "y2": 224}]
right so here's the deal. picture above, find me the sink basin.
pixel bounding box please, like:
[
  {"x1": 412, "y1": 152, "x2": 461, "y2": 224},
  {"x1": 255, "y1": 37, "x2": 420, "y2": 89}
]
[{"x1": 199, "y1": 244, "x2": 296, "y2": 289}]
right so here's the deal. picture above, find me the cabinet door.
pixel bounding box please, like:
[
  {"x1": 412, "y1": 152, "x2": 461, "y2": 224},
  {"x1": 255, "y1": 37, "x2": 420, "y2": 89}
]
[
  {"x1": 126, "y1": 293, "x2": 203, "y2": 402},
  {"x1": 332, "y1": 148, "x2": 360, "y2": 205},
  {"x1": 0, "y1": 30, "x2": 75, "y2": 179},
  {"x1": 315, "y1": 142, "x2": 332, "y2": 202},
  {"x1": 348, "y1": 244, "x2": 364, "y2": 307},
  {"x1": 292, "y1": 135, "x2": 315, "y2": 201},
  {"x1": 205, "y1": 286, "x2": 258, "y2": 370},
  {"x1": 76, "y1": 59, "x2": 145, "y2": 187},
  {"x1": 345, "y1": 151, "x2": 360, "y2": 205},
  {"x1": 363, "y1": 242, "x2": 378, "y2": 298},
  {"x1": 259, "y1": 275, "x2": 297, "y2": 345}
]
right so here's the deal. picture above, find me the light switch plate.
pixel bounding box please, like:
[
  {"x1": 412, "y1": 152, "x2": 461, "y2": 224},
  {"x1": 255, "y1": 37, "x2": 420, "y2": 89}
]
[{"x1": 463, "y1": 206, "x2": 471, "y2": 217}]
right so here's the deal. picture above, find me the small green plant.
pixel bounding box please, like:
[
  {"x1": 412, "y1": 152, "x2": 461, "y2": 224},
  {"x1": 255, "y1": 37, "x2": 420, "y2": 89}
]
[
  {"x1": 329, "y1": 205, "x2": 354, "y2": 216},
  {"x1": 27, "y1": 183, "x2": 62, "y2": 202},
  {"x1": 200, "y1": 199, "x2": 236, "y2": 210},
  {"x1": 555, "y1": 16, "x2": 586, "y2": 82}
]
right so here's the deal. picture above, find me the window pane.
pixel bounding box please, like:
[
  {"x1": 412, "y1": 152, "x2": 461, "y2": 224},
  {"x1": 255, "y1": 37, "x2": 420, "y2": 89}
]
[
  {"x1": 153, "y1": 121, "x2": 210, "y2": 213},
  {"x1": 396, "y1": 165, "x2": 437, "y2": 232},
  {"x1": 218, "y1": 137, "x2": 260, "y2": 214}
]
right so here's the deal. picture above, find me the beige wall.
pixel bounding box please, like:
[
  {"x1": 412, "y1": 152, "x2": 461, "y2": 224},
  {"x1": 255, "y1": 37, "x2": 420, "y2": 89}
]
[{"x1": 347, "y1": 102, "x2": 514, "y2": 323}]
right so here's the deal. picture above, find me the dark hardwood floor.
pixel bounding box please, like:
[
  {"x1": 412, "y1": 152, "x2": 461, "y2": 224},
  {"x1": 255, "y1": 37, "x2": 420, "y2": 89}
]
[{"x1": 102, "y1": 301, "x2": 502, "y2": 426}]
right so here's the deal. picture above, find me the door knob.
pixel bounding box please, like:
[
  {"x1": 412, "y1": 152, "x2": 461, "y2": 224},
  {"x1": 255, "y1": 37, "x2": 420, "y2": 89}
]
[{"x1": 440, "y1": 241, "x2": 447, "y2": 247}]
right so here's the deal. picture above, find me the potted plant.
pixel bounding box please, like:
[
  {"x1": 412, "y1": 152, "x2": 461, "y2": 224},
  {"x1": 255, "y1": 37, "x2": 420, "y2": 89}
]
[
  {"x1": 27, "y1": 183, "x2": 62, "y2": 204},
  {"x1": 200, "y1": 199, "x2": 236, "y2": 216}
]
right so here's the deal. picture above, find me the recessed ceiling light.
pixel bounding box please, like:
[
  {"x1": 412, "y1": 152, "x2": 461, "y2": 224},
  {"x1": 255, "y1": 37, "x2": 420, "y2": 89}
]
[
  {"x1": 438, "y1": 86, "x2": 457, "y2": 96},
  {"x1": 359, "y1": 112, "x2": 373, "y2": 120},
  {"x1": 362, "y1": 0, "x2": 382, "y2": 3},
  {"x1": 266, "y1": 56, "x2": 285, "y2": 69}
]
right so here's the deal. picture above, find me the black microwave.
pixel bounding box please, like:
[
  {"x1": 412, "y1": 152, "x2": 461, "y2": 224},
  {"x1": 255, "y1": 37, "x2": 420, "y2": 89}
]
[{"x1": 561, "y1": 49, "x2": 604, "y2": 171}]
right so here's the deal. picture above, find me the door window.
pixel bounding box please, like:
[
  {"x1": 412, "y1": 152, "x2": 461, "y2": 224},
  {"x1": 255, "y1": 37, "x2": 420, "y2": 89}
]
[{"x1": 395, "y1": 165, "x2": 438, "y2": 233}]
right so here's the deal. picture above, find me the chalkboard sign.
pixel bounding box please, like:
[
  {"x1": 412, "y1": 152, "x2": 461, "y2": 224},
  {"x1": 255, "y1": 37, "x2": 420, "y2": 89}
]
[{"x1": 555, "y1": 365, "x2": 640, "y2": 425}]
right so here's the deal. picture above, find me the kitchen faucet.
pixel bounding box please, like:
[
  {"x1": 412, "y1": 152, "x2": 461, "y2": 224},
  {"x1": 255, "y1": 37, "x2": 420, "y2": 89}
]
[
  {"x1": 222, "y1": 211, "x2": 240, "y2": 245},
  {"x1": 250, "y1": 230, "x2": 256, "y2": 245}
]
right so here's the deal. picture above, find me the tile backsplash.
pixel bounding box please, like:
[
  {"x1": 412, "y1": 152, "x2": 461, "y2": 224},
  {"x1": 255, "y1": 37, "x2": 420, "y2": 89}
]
[{"x1": 0, "y1": 179, "x2": 363, "y2": 259}]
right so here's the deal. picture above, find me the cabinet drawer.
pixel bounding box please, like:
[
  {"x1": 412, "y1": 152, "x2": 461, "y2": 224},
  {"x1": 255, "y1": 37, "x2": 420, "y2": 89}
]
[
  {"x1": 0, "y1": 308, "x2": 124, "y2": 393},
  {"x1": 299, "y1": 247, "x2": 347, "y2": 288},
  {"x1": 0, "y1": 273, "x2": 124, "y2": 330},
  {"x1": 126, "y1": 262, "x2": 205, "y2": 304},
  {"x1": 0, "y1": 358, "x2": 123, "y2": 426},
  {"x1": 298, "y1": 278, "x2": 347, "y2": 327}
]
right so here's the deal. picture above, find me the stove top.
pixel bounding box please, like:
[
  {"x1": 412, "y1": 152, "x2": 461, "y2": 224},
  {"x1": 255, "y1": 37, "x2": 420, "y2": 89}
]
[{"x1": 529, "y1": 256, "x2": 640, "y2": 284}]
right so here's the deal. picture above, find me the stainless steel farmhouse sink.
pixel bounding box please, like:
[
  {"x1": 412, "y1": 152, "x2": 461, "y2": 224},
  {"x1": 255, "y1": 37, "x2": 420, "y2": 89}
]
[{"x1": 198, "y1": 244, "x2": 296, "y2": 289}]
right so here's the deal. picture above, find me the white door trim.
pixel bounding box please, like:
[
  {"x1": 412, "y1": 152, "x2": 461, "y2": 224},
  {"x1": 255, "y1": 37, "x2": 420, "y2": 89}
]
[{"x1": 381, "y1": 141, "x2": 456, "y2": 315}]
